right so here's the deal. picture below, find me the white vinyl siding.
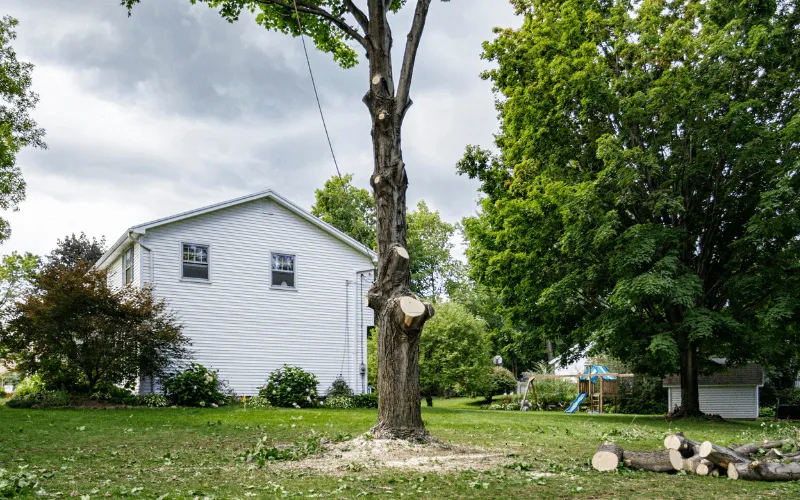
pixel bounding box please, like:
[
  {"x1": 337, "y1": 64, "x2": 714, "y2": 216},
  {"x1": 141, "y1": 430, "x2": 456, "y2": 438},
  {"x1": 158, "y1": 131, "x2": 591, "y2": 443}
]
[
  {"x1": 141, "y1": 198, "x2": 374, "y2": 395},
  {"x1": 668, "y1": 386, "x2": 760, "y2": 419},
  {"x1": 106, "y1": 244, "x2": 142, "y2": 291}
]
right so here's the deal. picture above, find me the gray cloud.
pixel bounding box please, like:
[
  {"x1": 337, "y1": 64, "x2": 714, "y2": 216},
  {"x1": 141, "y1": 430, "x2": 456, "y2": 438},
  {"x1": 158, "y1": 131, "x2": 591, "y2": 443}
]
[{"x1": 2, "y1": 0, "x2": 519, "y2": 255}]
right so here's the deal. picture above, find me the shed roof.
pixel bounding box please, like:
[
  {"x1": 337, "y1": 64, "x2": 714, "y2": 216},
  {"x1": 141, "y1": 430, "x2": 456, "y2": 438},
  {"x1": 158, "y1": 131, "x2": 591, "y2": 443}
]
[{"x1": 663, "y1": 363, "x2": 764, "y2": 387}]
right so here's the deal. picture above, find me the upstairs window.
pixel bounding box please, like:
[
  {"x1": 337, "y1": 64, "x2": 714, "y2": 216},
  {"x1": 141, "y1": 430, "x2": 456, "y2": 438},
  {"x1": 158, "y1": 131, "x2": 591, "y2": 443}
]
[
  {"x1": 122, "y1": 247, "x2": 134, "y2": 285},
  {"x1": 182, "y1": 243, "x2": 209, "y2": 280},
  {"x1": 271, "y1": 253, "x2": 295, "y2": 288}
]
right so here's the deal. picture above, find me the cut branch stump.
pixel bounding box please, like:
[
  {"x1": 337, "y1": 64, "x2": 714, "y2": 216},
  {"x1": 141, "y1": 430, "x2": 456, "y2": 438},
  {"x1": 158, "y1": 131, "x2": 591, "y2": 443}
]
[{"x1": 664, "y1": 433, "x2": 701, "y2": 458}]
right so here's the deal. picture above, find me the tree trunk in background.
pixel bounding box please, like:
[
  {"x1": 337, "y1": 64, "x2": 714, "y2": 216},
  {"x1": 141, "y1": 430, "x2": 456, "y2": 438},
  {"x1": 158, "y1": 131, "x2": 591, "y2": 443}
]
[
  {"x1": 679, "y1": 343, "x2": 701, "y2": 416},
  {"x1": 363, "y1": 1, "x2": 434, "y2": 442},
  {"x1": 546, "y1": 340, "x2": 554, "y2": 362}
]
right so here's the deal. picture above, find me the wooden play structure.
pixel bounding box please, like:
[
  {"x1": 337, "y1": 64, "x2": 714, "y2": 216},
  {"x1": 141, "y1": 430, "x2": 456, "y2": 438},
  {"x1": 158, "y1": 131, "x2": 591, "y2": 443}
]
[{"x1": 520, "y1": 365, "x2": 634, "y2": 414}]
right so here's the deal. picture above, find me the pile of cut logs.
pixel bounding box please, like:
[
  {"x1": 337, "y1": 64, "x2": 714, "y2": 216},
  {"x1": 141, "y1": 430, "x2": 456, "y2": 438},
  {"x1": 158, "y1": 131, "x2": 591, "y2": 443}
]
[{"x1": 591, "y1": 433, "x2": 800, "y2": 481}]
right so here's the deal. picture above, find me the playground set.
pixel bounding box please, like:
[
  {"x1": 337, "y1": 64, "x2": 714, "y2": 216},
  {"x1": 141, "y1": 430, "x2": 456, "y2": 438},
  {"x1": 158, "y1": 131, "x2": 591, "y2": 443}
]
[{"x1": 520, "y1": 365, "x2": 634, "y2": 414}]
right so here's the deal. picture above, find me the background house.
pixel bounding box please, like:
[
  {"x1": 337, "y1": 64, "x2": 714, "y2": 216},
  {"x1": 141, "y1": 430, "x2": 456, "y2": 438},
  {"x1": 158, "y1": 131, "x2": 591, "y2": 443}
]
[
  {"x1": 95, "y1": 190, "x2": 376, "y2": 396},
  {"x1": 663, "y1": 363, "x2": 764, "y2": 420}
]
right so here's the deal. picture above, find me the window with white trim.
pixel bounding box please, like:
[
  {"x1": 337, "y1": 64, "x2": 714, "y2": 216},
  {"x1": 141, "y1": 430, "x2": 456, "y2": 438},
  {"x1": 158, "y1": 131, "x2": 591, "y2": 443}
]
[
  {"x1": 122, "y1": 246, "x2": 134, "y2": 285},
  {"x1": 271, "y1": 253, "x2": 295, "y2": 288},
  {"x1": 182, "y1": 243, "x2": 209, "y2": 280}
]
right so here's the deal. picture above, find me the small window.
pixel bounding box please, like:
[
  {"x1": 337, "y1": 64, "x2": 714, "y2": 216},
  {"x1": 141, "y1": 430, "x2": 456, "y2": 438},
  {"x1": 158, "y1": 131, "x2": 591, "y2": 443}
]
[
  {"x1": 122, "y1": 247, "x2": 134, "y2": 285},
  {"x1": 182, "y1": 243, "x2": 209, "y2": 280},
  {"x1": 271, "y1": 253, "x2": 295, "y2": 288}
]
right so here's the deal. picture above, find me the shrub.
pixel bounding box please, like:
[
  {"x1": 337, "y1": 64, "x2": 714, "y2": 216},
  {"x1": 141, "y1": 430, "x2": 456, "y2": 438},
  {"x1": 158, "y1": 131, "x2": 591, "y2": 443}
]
[
  {"x1": 351, "y1": 393, "x2": 378, "y2": 408},
  {"x1": 485, "y1": 402, "x2": 521, "y2": 411},
  {"x1": 324, "y1": 395, "x2": 354, "y2": 409},
  {"x1": 163, "y1": 363, "x2": 227, "y2": 407},
  {"x1": 474, "y1": 366, "x2": 518, "y2": 402},
  {"x1": 12, "y1": 374, "x2": 46, "y2": 398},
  {"x1": 245, "y1": 395, "x2": 272, "y2": 409},
  {"x1": 326, "y1": 376, "x2": 353, "y2": 398},
  {"x1": 91, "y1": 385, "x2": 136, "y2": 405},
  {"x1": 533, "y1": 378, "x2": 578, "y2": 409},
  {"x1": 7, "y1": 389, "x2": 70, "y2": 409},
  {"x1": 136, "y1": 394, "x2": 169, "y2": 408},
  {"x1": 259, "y1": 365, "x2": 318, "y2": 408},
  {"x1": 617, "y1": 375, "x2": 668, "y2": 415}
]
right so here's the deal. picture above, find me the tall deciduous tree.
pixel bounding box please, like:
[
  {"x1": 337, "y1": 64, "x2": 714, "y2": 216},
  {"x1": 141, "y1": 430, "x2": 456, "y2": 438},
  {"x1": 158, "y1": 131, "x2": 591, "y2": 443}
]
[
  {"x1": 312, "y1": 173, "x2": 376, "y2": 249},
  {"x1": 47, "y1": 232, "x2": 106, "y2": 269},
  {"x1": 406, "y1": 200, "x2": 459, "y2": 300},
  {"x1": 461, "y1": 0, "x2": 800, "y2": 416},
  {"x1": 0, "y1": 16, "x2": 46, "y2": 243},
  {"x1": 123, "y1": 0, "x2": 447, "y2": 439}
]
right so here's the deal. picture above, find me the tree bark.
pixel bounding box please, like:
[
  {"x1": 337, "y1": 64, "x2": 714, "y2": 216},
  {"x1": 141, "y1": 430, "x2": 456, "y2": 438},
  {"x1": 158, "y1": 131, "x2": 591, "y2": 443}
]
[
  {"x1": 623, "y1": 450, "x2": 676, "y2": 473},
  {"x1": 732, "y1": 440, "x2": 791, "y2": 456},
  {"x1": 699, "y1": 441, "x2": 751, "y2": 469},
  {"x1": 728, "y1": 461, "x2": 800, "y2": 481},
  {"x1": 363, "y1": 1, "x2": 435, "y2": 442},
  {"x1": 678, "y1": 342, "x2": 702, "y2": 417}
]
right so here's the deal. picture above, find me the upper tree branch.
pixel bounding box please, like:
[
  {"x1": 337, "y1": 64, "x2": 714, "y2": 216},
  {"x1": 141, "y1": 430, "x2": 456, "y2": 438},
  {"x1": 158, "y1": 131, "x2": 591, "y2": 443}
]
[
  {"x1": 343, "y1": 0, "x2": 369, "y2": 33},
  {"x1": 395, "y1": 0, "x2": 432, "y2": 121},
  {"x1": 253, "y1": 0, "x2": 368, "y2": 50}
]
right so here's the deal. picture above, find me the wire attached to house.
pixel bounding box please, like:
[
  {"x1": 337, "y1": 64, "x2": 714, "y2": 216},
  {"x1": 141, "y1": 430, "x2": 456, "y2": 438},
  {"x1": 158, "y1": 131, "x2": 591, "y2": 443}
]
[{"x1": 291, "y1": 0, "x2": 344, "y2": 183}]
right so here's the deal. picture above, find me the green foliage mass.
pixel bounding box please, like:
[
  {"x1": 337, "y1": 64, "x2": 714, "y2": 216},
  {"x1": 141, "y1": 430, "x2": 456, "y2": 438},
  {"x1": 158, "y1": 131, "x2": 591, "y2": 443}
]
[
  {"x1": 312, "y1": 174, "x2": 376, "y2": 249},
  {"x1": 461, "y1": 0, "x2": 800, "y2": 395},
  {"x1": 163, "y1": 363, "x2": 228, "y2": 407},
  {"x1": 407, "y1": 201, "x2": 462, "y2": 300},
  {"x1": 419, "y1": 302, "x2": 490, "y2": 402},
  {"x1": 3, "y1": 262, "x2": 190, "y2": 393},
  {"x1": 325, "y1": 376, "x2": 353, "y2": 398},
  {"x1": 0, "y1": 16, "x2": 46, "y2": 244},
  {"x1": 260, "y1": 365, "x2": 318, "y2": 408}
]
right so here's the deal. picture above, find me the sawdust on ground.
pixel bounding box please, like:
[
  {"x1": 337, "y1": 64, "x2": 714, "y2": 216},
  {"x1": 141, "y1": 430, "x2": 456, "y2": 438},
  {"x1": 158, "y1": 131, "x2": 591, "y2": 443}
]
[{"x1": 278, "y1": 436, "x2": 507, "y2": 474}]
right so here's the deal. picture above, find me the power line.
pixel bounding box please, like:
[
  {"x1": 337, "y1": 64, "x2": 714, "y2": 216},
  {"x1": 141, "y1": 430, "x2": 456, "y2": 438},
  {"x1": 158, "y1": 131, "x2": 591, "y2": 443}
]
[{"x1": 291, "y1": 0, "x2": 344, "y2": 183}]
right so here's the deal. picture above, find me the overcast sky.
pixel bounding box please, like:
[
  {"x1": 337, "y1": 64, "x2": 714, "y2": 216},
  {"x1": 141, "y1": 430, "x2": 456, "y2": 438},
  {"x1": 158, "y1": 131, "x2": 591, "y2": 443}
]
[{"x1": 2, "y1": 1, "x2": 519, "y2": 256}]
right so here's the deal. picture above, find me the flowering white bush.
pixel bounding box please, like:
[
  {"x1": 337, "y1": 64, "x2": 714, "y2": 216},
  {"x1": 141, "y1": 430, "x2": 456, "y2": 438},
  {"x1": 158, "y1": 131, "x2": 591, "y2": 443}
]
[
  {"x1": 259, "y1": 365, "x2": 318, "y2": 408},
  {"x1": 324, "y1": 396, "x2": 354, "y2": 409}
]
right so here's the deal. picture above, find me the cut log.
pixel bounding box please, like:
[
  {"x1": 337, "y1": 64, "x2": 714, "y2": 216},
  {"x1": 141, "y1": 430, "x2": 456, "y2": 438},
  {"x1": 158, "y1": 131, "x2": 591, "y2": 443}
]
[
  {"x1": 763, "y1": 448, "x2": 784, "y2": 461},
  {"x1": 733, "y1": 440, "x2": 791, "y2": 457},
  {"x1": 623, "y1": 450, "x2": 675, "y2": 473},
  {"x1": 664, "y1": 433, "x2": 701, "y2": 457},
  {"x1": 592, "y1": 442, "x2": 624, "y2": 472},
  {"x1": 728, "y1": 461, "x2": 800, "y2": 481},
  {"x1": 669, "y1": 449, "x2": 685, "y2": 471},
  {"x1": 695, "y1": 459, "x2": 715, "y2": 476},
  {"x1": 699, "y1": 441, "x2": 751, "y2": 468}
]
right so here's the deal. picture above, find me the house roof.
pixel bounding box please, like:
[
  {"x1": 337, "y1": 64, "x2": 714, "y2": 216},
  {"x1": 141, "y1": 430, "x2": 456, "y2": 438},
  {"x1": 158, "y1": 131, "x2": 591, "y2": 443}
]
[
  {"x1": 663, "y1": 363, "x2": 764, "y2": 388},
  {"x1": 95, "y1": 189, "x2": 378, "y2": 269}
]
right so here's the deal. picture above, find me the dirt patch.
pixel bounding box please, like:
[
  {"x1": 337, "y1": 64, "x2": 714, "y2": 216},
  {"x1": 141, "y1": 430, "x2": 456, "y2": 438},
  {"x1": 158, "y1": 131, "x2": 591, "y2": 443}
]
[{"x1": 277, "y1": 436, "x2": 507, "y2": 474}]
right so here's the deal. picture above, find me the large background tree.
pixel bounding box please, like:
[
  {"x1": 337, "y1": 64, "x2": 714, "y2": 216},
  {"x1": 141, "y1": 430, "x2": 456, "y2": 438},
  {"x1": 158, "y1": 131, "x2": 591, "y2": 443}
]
[
  {"x1": 461, "y1": 0, "x2": 800, "y2": 416},
  {"x1": 0, "y1": 16, "x2": 46, "y2": 243},
  {"x1": 47, "y1": 232, "x2": 106, "y2": 269},
  {"x1": 312, "y1": 173, "x2": 376, "y2": 249},
  {"x1": 124, "y1": 0, "x2": 452, "y2": 440}
]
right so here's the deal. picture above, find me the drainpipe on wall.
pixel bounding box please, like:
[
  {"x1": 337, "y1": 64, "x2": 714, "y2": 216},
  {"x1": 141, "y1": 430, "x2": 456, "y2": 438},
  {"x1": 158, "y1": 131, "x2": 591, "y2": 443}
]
[{"x1": 130, "y1": 231, "x2": 154, "y2": 286}]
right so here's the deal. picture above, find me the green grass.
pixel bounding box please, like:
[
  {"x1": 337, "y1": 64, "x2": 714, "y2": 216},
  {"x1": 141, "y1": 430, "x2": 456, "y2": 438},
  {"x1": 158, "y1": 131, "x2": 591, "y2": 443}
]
[{"x1": 1, "y1": 398, "x2": 799, "y2": 498}]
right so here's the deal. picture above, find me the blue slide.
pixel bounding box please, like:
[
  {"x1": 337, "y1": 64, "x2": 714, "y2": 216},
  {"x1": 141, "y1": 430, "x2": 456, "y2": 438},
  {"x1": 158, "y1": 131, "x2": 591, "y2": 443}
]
[{"x1": 565, "y1": 393, "x2": 587, "y2": 413}]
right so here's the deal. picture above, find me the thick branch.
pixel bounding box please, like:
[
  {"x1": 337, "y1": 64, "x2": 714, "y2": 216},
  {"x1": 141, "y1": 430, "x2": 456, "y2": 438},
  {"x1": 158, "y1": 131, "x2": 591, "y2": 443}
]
[
  {"x1": 343, "y1": 0, "x2": 369, "y2": 33},
  {"x1": 253, "y1": 0, "x2": 368, "y2": 50},
  {"x1": 396, "y1": 0, "x2": 432, "y2": 121}
]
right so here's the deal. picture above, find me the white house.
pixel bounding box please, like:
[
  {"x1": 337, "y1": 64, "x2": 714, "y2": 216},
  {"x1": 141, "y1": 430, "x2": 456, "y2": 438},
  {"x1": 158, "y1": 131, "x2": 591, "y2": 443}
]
[
  {"x1": 663, "y1": 363, "x2": 764, "y2": 420},
  {"x1": 95, "y1": 190, "x2": 376, "y2": 396}
]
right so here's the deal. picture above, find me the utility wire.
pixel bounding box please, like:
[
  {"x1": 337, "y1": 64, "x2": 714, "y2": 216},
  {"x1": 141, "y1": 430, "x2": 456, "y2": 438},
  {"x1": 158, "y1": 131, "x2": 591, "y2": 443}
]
[{"x1": 292, "y1": 0, "x2": 344, "y2": 183}]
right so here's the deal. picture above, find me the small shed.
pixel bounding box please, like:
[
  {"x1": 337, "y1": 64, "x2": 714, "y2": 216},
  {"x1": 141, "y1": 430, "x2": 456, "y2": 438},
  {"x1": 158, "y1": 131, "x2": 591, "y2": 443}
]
[{"x1": 663, "y1": 363, "x2": 764, "y2": 420}]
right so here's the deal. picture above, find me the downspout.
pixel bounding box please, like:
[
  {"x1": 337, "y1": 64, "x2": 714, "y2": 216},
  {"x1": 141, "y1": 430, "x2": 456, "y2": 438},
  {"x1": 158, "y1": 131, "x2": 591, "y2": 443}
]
[{"x1": 130, "y1": 232, "x2": 154, "y2": 286}]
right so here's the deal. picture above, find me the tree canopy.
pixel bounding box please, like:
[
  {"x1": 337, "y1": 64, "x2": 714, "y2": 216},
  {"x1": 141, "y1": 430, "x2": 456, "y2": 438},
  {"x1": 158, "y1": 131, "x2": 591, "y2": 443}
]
[
  {"x1": 312, "y1": 173, "x2": 376, "y2": 249},
  {"x1": 407, "y1": 200, "x2": 460, "y2": 300},
  {"x1": 47, "y1": 233, "x2": 106, "y2": 269},
  {"x1": 2, "y1": 262, "x2": 189, "y2": 393},
  {"x1": 461, "y1": 0, "x2": 800, "y2": 415},
  {"x1": 0, "y1": 16, "x2": 46, "y2": 243}
]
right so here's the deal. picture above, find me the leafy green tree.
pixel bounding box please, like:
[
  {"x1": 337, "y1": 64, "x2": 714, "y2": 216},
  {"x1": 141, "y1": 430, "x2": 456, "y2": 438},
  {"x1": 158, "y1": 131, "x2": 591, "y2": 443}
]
[
  {"x1": 0, "y1": 252, "x2": 38, "y2": 317},
  {"x1": 124, "y1": 0, "x2": 454, "y2": 440},
  {"x1": 419, "y1": 301, "x2": 489, "y2": 406},
  {"x1": 312, "y1": 174, "x2": 376, "y2": 249},
  {"x1": 407, "y1": 200, "x2": 459, "y2": 300},
  {"x1": 461, "y1": 0, "x2": 800, "y2": 416},
  {"x1": 3, "y1": 262, "x2": 190, "y2": 393},
  {"x1": 0, "y1": 16, "x2": 46, "y2": 243},
  {"x1": 47, "y1": 232, "x2": 106, "y2": 269}
]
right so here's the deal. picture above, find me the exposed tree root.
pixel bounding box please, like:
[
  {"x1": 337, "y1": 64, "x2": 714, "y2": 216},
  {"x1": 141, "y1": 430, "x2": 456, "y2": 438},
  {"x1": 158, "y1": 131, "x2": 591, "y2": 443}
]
[{"x1": 368, "y1": 423, "x2": 441, "y2": 445}]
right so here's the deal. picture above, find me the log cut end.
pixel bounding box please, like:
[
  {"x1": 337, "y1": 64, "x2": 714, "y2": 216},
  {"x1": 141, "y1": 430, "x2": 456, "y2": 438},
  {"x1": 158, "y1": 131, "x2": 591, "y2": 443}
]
[
  {"x1": 669, "y1": 449, "x2": 684, "y2": 471},
  {"x1": 664, "y1": 434, "x2": 683, "y2": 451},
  {"x1": 699, "y1": 441, "x2": 713, "y2": 458},
  {"x1": 399, "y1": 296, "x2": 426, "y2": 326},
  {"x1": 728, "y1": 462, "x2": 740, "y2": 480},
  {"x1": 592, "y1": 442, "x2": 624, "y2": 472}
]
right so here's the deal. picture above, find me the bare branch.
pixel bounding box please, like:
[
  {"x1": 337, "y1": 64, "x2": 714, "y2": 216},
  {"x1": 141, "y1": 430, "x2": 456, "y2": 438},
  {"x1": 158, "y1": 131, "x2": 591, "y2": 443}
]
[
  {"x1": 395, "y1": 0, "x2": 432, "y2": 121},
  {"x1": 343, "y1": 0, "x2": 369, "y2": 33},
  {"x1": 252, "y1": 0, "x2": 368, "y2": 50}
]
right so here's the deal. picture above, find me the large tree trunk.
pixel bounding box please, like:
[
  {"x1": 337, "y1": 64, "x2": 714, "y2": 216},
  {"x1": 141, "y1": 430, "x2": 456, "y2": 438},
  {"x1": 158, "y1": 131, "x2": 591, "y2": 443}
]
[
  {"x1": 678, "y1": 342, "x2": 701, "y2": 417},
  {"x1": 363, "y1": 0, "x2": 434, "y2": 442}
]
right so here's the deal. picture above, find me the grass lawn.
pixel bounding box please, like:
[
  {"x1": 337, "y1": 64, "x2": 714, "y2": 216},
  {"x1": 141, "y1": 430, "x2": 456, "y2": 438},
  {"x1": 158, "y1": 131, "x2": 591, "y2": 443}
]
[{"x1": 1, "y1": 398, "x2": 799, "y2": 498}]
